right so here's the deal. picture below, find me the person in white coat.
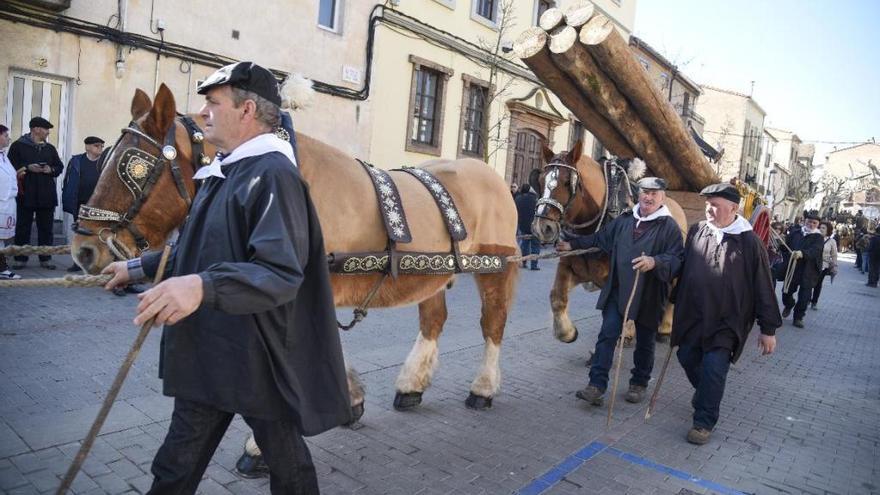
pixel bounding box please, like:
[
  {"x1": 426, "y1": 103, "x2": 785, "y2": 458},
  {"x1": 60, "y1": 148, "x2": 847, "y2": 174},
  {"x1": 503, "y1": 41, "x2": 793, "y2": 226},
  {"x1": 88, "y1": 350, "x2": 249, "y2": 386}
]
[
  {"x1": 810, "y1": 220, "x2": 839, "y2": 309},
  {"x1": 0, "y1": 124, "x2": 22, "y2": 279}
]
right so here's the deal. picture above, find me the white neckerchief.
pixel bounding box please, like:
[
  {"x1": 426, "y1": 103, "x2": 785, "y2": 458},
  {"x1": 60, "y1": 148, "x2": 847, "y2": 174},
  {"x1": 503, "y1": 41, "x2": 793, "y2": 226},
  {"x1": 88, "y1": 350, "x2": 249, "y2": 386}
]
[
  {"x1": 193, "y1": 133, "x2": 296, "y2": 180},
  {"x1": 632, "y1": 204, "x2": 672, "y2": 228},
  {"x1": 706, "y1": 214, "x2": 752, "y2": 243}
]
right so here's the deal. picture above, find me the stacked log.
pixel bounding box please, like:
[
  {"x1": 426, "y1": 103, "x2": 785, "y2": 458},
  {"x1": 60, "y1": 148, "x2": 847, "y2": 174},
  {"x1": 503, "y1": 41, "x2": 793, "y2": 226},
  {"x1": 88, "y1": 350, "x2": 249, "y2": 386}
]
[{"x1": 514, "y1": 3, "x2": 719, "y2": 191}]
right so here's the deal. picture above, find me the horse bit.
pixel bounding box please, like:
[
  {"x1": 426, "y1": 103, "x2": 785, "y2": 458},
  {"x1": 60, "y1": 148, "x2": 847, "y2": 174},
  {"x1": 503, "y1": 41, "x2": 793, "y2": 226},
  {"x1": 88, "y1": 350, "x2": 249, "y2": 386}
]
[{"x1": 73, "y1": 116, "x2": 208, "y2": 260}]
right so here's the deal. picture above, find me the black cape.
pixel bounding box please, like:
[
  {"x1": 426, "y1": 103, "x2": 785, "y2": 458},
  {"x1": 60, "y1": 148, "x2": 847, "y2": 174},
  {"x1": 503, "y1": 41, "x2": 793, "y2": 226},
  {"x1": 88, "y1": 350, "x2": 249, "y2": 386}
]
[
  {"x1": 568, "y1": 211, "x2": 683, "y2": 327},
  {"x1": 514, "y1": 191, "x2": 537, "y2": 234},
  {"x1": 141, "y1": 150, "x2": 351, "y2": 435},
  {"x1": 671, "y1": 222, "x2": 782, "y2": 363},
  {"x1": 7, "y1": 133, "x2": 64, "y2": 209},
  {"x1": 782, "y1": 228, "x2": 824, "y2": 289}
]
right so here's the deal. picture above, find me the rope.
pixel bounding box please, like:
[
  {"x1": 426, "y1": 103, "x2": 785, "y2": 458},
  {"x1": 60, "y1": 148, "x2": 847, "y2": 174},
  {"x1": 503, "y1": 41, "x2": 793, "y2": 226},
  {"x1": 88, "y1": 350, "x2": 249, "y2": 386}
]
[
  {"x1": 0, "y1": 244, "x2": 71, "y2": 256},
  {"x1": 0, "y1": 274, "x2": 112, "y2": 288},
  {"x1": 337, "y1": 273, "x2": 389, "y2": 331},
  {"x1": 505, "y1": 246, "x2": 601, "y2": 264}
]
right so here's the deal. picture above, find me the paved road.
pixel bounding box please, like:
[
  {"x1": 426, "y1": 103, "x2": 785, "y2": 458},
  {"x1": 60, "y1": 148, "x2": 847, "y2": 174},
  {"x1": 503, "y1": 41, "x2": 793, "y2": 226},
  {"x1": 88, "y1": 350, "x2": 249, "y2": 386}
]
[{"x1": 1, "y1": 251, "x2": 877, "y2": 494}]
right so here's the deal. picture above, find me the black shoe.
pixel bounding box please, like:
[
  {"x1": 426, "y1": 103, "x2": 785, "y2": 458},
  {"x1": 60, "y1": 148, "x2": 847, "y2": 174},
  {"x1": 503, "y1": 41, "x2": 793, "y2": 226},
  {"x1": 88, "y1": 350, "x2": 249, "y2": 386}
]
[
  {"x1": 529, "y1": 266, "x2": 540, "y2": 271},
  {"x1": 575, "y1": 384, "x2": 604, "y2": 406},
  {"x1": 781, "y1": 306, "x2": 792, "y2": 318},
  {"x1": 867, "y1": 283, "x2": 878, "y2": 288},
  {"x1": 521, "y1": 262, "x2": 527, "y2": 268},
  {"x1": 67, "y1": 264, "x2": 82, "y2": 272},
  {"x1": 625, "y1": 384, "x2": 647, "y2": 404},
  {"x1": 124, "y1": 284, "x2": 146, "y2": 294},
  {"x1": 39, "y1": 261, "x2": 56, "y2": 270},
  {"x1": 793, "y1": 319, "x2": 804, "y2": 328},
  {"x1": 655, "y1": 334, "x2": 671, "y2": 344},
  {"x1": 11, "y1": 262, "x2": 26, "y2": 270},
  {"x1": 112, "y1": 287, "x2": 126, "y2": 297}
]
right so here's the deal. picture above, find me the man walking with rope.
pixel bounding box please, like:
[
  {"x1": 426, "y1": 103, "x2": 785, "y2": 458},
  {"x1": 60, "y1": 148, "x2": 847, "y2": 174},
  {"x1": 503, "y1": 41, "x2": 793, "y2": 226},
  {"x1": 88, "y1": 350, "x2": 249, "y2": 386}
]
[
  {"x1": 557, "y1": 177, "x2": 683, "y2": 407},
  {"x1": 671, "y1": 183, "x2": 781, "y2": 445},
  {"x1": 781, "y1": 212, "x2": 824, "y2": 328}
]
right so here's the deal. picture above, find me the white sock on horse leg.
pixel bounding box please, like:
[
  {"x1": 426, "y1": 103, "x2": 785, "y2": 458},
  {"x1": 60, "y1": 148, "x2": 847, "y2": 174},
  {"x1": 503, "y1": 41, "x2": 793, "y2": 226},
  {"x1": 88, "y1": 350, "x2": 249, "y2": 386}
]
[
  {"x1": 470, "y1": 340, "x2": 501, "y2": 398},
  {"x1": 395, "y1": 333, "x2": 439, "y2": 393}
]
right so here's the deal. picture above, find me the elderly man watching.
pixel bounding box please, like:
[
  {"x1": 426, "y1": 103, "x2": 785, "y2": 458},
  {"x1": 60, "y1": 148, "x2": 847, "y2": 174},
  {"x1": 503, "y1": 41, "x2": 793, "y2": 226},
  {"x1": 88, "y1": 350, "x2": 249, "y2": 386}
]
[
  {"x1": 670, "y1": 183, "x2": 781, "y2": 445},
  {"x1": 557, "y1": 177, "x2": 684, "y2": 407}
]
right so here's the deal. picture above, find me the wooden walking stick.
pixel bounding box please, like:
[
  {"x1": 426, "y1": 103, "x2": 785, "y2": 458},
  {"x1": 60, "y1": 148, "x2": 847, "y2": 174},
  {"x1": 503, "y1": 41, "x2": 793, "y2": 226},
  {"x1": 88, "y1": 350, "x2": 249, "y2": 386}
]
[
  {"x1": 606, "y1": 263, "x2": 643, "y2": 429},
  {"x1": 645, "y1": 344, "x2": 673, "y2": 420},
  {"x1": 57, "y1": 245, "x2": 173, "y2": 494}
]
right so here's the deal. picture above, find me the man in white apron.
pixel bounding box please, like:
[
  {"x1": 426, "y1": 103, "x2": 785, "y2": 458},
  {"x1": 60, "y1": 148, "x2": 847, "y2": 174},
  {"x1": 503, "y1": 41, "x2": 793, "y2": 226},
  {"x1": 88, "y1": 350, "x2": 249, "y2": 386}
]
[{"x1": 0, "y1": 124, "x2": 22, "y2": 279}]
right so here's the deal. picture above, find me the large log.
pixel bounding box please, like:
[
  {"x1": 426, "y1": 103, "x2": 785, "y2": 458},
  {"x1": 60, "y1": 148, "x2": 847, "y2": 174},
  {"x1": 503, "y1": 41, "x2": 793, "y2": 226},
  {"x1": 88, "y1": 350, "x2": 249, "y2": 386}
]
[
  {"x1": 513, "y1": 27, "x2": 635, "y2": 158},
  {"x1": 581, "y1": 15, "x2": 719, "y2": 190},
  {"x1": 563, "y1": 0, "x2": 595, "y2": 28},
  {"x1": 547, "y1": 28, "x2": 688, "y2": 190},
  {"x1": 538, "y1": 8, "x2": 564, "y2": 31}
]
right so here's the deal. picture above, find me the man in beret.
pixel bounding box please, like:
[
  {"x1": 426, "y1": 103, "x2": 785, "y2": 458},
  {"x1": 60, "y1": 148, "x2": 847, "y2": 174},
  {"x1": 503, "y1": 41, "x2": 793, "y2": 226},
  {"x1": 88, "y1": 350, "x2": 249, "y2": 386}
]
[
  {"x1": 557, "y1": 177, "x2": 684, "y2": 406},
  {"x1": 102, "y1": 61, "x2": 351, "y2": 494},
  {"x1": 62, "y1": 136, "x2": 105, "y2": 272},
  {"x1": 8, "y1": 116, "x2": 64, "y2": 270},
  {"x1": 780, "y1": 211, "x2": 824, "y2": 328},
  {"x1": 671, "y1": 183, "x2": 781, "y2": 445}
]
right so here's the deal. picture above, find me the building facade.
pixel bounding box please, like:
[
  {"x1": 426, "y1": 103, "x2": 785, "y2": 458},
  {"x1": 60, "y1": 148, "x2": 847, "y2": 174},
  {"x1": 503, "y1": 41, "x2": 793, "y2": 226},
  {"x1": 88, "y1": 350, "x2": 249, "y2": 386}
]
[
  {"x1": 695, "y1": 85, "x2": 766, "y2": 186},
  {"x1": 765, "y1": 127, "x2": 812, "y2": 221},
  {"x1": 1, "y1": 0, "x2": 639, "y2": 227}
]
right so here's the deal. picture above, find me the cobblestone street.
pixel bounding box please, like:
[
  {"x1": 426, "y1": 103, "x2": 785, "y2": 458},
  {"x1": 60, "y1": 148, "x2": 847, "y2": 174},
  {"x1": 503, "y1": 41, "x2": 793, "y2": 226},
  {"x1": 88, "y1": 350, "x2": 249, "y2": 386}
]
[{"x1": 1, "y1": 251, "x2": 877, "y2": 494}]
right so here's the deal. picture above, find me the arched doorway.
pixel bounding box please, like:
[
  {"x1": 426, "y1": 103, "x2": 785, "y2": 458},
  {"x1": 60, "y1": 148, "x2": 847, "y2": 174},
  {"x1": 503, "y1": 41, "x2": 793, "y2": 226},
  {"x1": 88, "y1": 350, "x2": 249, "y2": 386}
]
[{"x1": 511, "y1": 129, "x2": 545, "y2": 187}]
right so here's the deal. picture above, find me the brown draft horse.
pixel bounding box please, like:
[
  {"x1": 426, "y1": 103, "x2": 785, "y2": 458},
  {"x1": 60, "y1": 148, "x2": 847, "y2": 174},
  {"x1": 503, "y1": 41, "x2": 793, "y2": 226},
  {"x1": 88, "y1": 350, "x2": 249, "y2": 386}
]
[
  {"x1": 529, "y1": 141, "x2": 687, "y2": 345},
  {"x1": 71, "y1": 84, "x2": 520, "y2": 416}
]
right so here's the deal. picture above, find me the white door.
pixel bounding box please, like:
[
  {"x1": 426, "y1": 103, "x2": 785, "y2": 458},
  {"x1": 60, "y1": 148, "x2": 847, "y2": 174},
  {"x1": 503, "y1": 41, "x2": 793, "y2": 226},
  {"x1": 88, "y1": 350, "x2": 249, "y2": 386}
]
[{"x1": 5, "y1": 71, "x2": 70, "y2": 220}]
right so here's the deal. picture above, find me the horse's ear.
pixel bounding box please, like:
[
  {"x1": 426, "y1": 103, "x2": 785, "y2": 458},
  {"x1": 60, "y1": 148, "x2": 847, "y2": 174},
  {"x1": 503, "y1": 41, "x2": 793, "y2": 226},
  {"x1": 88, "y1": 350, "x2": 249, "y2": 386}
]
[
  {"x1": 569, "y1": 139, "x2": 583, "y2": 165},
  {"x1": 131, "y1": 89, "x2": 152, "y2": 120},
  {"x1": 542, "y1": 145, "x2": 555, "y2": 165},
  {"x1": 528, "y1": 168, "x2": 542, "y2": 194},
  {"x1": 148, "y1": 84, "x2": 177, "y2": 134}
]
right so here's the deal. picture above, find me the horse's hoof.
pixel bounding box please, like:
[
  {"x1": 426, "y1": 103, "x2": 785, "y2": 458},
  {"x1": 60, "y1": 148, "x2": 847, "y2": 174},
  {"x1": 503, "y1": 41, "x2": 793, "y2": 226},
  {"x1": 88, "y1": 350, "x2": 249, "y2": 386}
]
[
  {"x1": 343, "y1": 402, "x2": 365, "y2": 428},
  {"x1": 235, "y1": 453, "x2": 269, "y2": 479},
  {"x1": 465, "y1": 393, "x2": 493, "y2": 410},
  {"x1": 393, "y1": 392, "x2": 423, "y2": 410},
  {"x1": 560, "y1": 329, "x2": 578, "y2": 344}
]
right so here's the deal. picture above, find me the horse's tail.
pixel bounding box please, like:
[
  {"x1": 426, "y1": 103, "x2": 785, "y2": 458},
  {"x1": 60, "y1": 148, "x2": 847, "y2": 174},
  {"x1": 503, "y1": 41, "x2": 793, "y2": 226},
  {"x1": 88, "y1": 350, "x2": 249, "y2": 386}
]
[{"x1": 280, "y1": 73, "x2": 316, "y2": 112}]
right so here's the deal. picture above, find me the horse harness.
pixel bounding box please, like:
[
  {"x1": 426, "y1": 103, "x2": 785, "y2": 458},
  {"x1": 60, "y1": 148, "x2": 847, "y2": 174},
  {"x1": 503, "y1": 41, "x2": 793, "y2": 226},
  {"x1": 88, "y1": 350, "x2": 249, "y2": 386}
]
[
  {"x1": 533, "y1": 158, "x2": 634, "y2": 234},
  {"x1": 74, "y1": 116, "x2": 207, "y2": 260}
]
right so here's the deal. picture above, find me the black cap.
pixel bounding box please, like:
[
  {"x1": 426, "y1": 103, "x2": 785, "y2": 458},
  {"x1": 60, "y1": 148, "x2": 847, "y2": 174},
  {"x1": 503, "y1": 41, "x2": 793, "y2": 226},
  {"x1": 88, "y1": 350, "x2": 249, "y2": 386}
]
[
  {"x1": 700, "y1": 183, "x2": 741, "y2": 204},
  {"x1": 29, "y1": 117, "x2": 53, "y2": 129},
  {"x1": 804, "y1": 212, "x2": 821, "y2": 221},
  {"x1": 84, "y1": 136, "x2": 105, "y2": 145},
  {"x1": 636, "y1": 177, "x2": 667, "y2": 191},
  {"x1": 197, "y1": 62, "x2": 281, "y2": 106}
]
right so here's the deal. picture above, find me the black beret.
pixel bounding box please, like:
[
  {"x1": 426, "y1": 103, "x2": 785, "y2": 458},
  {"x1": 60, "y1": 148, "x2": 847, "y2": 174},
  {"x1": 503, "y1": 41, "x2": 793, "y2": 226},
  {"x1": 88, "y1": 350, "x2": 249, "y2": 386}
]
[
  {"x1": 29, "y1": 117, "x2": 53, "y2": 129},
  {"x1": 84, "y1": 136, "x2": 105, "y2": 145},
  {"x1": 197, "y1": 62, "x2": 281, "y2": 107},
  {"x1": 636, "y1": 177, "x2": 667, "y2": 190},
  {"x1": 804, "y1": 212, "x2": 821, "y2": 221},
  {"x1": 700, "y1": 183, "x2": 741, "y2": 204}
]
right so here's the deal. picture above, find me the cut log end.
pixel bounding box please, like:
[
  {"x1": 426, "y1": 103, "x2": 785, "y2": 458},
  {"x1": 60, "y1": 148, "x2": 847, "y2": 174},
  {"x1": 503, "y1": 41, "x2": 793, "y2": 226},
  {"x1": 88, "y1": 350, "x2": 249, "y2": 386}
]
[
  {"x1": 548, "y1": 25, "x2": 577, "y2": 54},
  {"x1": 563, "y1": 1, "x2": 595, "y2": 28},
  {"x1": 580, "y1": 14, "x2": 614, "y2": 45},
  {"x1": 513, "y1": 27, "x2": 548, "y2": 59},
  {"x1": 538, "y1": 7, "x2": 564, "y2": 31}
]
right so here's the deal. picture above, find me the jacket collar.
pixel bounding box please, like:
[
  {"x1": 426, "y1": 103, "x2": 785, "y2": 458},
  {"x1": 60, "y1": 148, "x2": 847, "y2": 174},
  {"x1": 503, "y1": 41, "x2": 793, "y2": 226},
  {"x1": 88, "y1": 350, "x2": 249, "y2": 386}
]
[
  {"x1": 632, "y1": 204, "x2": 672, "y2": 227},
  {"x1": 193, "y1": 132, "x2": 296, "y2": 180}
]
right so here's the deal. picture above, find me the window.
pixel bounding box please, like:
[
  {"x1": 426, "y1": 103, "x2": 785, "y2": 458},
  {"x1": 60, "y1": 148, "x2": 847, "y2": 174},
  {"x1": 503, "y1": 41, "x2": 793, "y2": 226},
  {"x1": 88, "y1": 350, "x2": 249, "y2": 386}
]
[
  {"x1": 318, "y1": 0, "x2": 340, "y2": 31},
  {"x1": 569, "y1": 119, "x2": 585, "y2": 150},
  {"x1": 535, "y1": 0, "x2": 554, "y2": 25},
  {"x1": 461, "y1": 82, "x2": 488, "y2": 156},
  {"x1": 476, "y1": 0, "x2": 496, "y2": 20},
  {"x1": 406, "y1": 56, "x2": 452, "y2": 156},
  {"x1": 682, "y1": 93, "x2": 690, "y2": 116},
  {"x1": 659, "y1": 73, "x2": 669, "y2": 92},
  {"x1": 638, "y1": 57, "x2": 650, "y2": 71}
]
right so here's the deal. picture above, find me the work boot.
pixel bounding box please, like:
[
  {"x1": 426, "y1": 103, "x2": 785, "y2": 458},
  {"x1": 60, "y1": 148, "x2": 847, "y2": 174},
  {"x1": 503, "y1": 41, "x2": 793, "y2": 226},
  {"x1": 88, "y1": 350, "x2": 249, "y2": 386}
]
[
  {"x1": 625, "y1": 384, "x2": 647, "y2": 404},
  {"x1": 655, "y1": 334, "x2": 670, "y2": 344},
  {"x1": 11, "y1": 262, "x2": 25, "y2": 270},
  {"x1": 781, "y1": 306, "x2": 792, "y2": 318},
  {"x1": 575, "y1": 384, "x2": 604, "y2": 406},
  {"x1": 67, "y1": 263, "x2": 82, "y2": 272},
  {"x1": 793, "y1": 319, "x2": 804, "y2": 328},
  {"x1": 810, "y1": 302, "x2": 817, "y2": 310},
  {"x1": 686, "y1": 427, "x2": 711, "y2": 445},
  {"x1": 39, "y1": 261, "x2": 56, "y2": 270}
]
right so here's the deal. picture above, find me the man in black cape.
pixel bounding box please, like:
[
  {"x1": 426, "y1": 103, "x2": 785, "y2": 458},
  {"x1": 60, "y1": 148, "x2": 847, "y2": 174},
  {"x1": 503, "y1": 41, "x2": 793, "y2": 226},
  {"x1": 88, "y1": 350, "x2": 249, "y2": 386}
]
[
  {"x1": 557, "y1": 177, "x2": 683, "y2": 406},
  {"x1": 780, "y1": 212, "x2": 824, "y2": 328},
  {"x1": 671, "y1": 183, "x2": 781, "y2": 445},
  {"x1": 104, "y1": 62, "x2": 350, "y2": 494}
]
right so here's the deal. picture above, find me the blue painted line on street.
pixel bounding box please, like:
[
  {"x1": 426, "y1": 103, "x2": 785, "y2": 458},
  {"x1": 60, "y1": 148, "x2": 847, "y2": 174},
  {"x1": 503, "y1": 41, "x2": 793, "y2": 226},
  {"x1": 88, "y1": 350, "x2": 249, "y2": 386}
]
[{"x1": 517, "y1": 441, "x2": 748, "y2": 495}]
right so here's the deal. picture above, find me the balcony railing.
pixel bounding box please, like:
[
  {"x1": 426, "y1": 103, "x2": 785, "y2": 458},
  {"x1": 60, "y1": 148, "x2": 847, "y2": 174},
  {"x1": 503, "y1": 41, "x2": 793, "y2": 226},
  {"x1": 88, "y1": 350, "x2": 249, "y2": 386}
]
[{"x1": 681, "y1": 109, "x2": 706, "y2": 126}]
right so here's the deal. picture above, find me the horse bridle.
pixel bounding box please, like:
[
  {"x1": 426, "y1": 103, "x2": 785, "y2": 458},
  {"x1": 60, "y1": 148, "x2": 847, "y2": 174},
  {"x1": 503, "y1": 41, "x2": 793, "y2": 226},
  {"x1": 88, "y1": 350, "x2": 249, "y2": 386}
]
[
  {"x1": 73, "y1": 116, "x2": 208, "y2": 260},
  {"x1": 535, "y1": 161, "x2": 581, "y2": 222}
]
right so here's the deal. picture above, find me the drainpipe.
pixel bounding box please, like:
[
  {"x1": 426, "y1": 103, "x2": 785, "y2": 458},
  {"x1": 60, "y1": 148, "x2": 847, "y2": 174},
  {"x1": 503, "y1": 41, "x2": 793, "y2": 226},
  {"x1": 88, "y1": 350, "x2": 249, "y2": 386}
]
[{"x1": 114, "y1": 0, "x2": 127, "y2": 78}]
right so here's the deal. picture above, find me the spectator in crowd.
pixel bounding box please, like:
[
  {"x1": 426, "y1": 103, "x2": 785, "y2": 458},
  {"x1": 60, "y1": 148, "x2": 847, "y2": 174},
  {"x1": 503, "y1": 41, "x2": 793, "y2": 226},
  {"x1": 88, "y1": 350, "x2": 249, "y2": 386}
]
[
  {"x1": 8, "y1": 117, "x2": 64, "y2": 270},
  {"x1": 809, "y1": 221, "x2": 838, "y2": 310},
  {"x1": 510, "y1": 183, "x2": 518, "y2": 198},
  {"x1": 557, "y1": 177, "x2": 683, "y2": 407},
  {"x1": 515, "y1": 183, "x2": 540, "y2": 270},
  {"x1": 62, "y1": 136, "x2": 105, "y2": 272},
  {"x1": 671, "y1": 183, "x2": 780, "y2": 445},
  {"x1": 0, "y1": 124, "x2": 22, "y2": 280},
  {"x1": 867, "y1": 228, "x2": 880, "y2": 287},
  {"x1": 781, "y1": 212, "x2": 824, "y2": 328}
]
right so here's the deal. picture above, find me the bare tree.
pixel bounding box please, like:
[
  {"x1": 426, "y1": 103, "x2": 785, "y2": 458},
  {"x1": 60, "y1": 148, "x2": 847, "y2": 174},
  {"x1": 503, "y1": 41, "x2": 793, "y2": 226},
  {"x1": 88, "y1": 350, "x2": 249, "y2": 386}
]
[
  {"x1": 713, "y1": 116, "x2": 736, "y2": 177},
  {"x1": 818, "y1": 174, "x2": 855, "y2": 217}
]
